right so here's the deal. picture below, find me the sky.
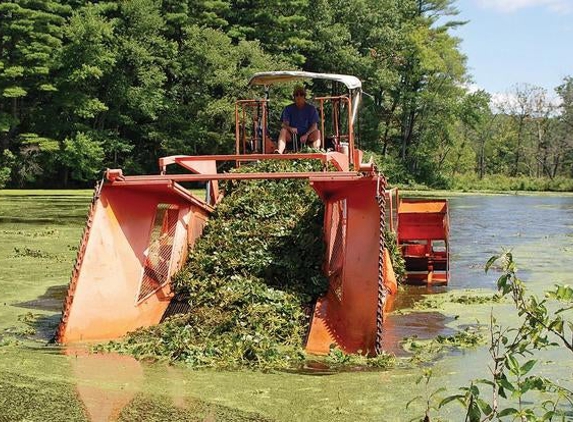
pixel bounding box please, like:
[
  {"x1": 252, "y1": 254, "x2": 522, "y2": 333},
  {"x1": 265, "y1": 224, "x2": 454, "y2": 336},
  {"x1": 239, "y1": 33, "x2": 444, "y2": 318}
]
[{"x1": 452, "y1": 0, "x2": 573, "y2": 97}]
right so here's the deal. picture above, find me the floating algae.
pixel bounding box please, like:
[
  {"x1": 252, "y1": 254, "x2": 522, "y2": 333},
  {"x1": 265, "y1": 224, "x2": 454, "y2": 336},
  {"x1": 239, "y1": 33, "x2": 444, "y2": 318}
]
[
  {"x1": 116, "y1": 393, "x2": 274, "y2": 422},
  {"x1": 0, "y1": 370, "x2": 88, "y2": 422},
  {"x1": 106, "y1": 159, "x2": 329, "y2": 369}
]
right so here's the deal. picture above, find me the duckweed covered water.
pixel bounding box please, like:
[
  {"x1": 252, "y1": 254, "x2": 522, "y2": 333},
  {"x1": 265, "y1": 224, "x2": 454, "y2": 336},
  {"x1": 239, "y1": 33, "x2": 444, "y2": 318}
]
[{"x1": 1, "y1": 190, "x2": 573, "y2": 420}]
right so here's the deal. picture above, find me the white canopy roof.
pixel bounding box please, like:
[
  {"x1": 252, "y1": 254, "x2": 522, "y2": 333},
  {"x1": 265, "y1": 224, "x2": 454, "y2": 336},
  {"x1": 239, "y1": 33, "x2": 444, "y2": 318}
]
[{"x1": 248, "y1": 71, "x2": 362, "y2": 91}]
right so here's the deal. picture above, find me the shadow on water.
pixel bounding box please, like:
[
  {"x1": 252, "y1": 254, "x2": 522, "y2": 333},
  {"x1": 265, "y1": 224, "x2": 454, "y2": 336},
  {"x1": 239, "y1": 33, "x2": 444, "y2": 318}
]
[
  {"x1": 391, "y1": 285, "x2": 448, "y2": 309},
  {"x1": 0, "y1": 216, "x2": 86, "y2": 225},
  {"x1": 32, "y1": 314, "x2": 61, "y2": 342},
  {"x1": 16, "y1": 284, "x2": 67, "y2": 312},
  {"x1": 10, "y1": 286, "x2": 67, "y2": 342},
  {"x1": 381, "y1": 311, "x2": 456, "y2": 357},
  {"x1": 0, "y1": 195, "x2": 90, "y2": 225}
]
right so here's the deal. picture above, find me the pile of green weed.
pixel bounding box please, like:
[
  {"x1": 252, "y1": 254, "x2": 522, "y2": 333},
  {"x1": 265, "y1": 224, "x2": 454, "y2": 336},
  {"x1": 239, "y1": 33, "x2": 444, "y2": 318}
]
[
  {"x1": 106, "y1": 159, "x2": 328, "y2": 369},
  {"x1": 384, "y1": 229, "x2": 406, "y2": 283}
]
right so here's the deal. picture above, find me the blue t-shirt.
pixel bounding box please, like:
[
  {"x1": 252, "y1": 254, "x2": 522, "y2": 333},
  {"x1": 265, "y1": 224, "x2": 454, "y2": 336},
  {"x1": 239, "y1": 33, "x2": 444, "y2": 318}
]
[{"x1": 280, "y1": 103, "x2": 319, "y2": 135}]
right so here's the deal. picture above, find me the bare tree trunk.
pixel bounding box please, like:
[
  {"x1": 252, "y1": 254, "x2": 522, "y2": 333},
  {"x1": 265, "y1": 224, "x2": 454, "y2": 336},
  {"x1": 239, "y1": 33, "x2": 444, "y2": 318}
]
[
  {"x1": 381, "y1": 97, "x2": 398, "y2": 156},
  {"x1": 452, "y1": 126, "x2": 467, "y2": 177},
  {"x1": 512, "y1": 116, "x2": 525, "y2": 177},
  {"x1": 535, "y1": 121, "x2": 543, "y2": 178},
  {"x1": 552, "y1": 156, "x2": 560, "y2": 179},
  {"x1": 63, "y1": 167, "x2": 69, "y2": 188},
  {"x1": 478, "y1": 135, "x2": 486, "y2": 179},
  {"x1": 401, "y1": 107, "x2": 416, "y2": 163}
]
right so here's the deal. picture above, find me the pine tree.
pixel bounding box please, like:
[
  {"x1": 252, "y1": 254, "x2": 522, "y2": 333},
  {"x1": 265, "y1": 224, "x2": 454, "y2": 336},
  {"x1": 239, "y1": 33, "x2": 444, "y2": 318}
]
[{"x1": 0, "y1": 0, "x2": 70, "y2": 152}]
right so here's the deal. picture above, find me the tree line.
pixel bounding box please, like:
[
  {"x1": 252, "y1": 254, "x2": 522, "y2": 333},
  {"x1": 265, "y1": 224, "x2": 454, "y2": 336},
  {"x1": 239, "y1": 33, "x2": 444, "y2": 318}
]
[{"x1": 0, "y1": 0, "x2": 572, "y2": 189}]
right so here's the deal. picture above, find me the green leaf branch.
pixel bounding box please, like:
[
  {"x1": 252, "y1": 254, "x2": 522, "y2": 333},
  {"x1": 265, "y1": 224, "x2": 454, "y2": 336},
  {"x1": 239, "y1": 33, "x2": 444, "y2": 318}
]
[{"x1": 434, "y1": 250, "x2": 573, "y2": 421}]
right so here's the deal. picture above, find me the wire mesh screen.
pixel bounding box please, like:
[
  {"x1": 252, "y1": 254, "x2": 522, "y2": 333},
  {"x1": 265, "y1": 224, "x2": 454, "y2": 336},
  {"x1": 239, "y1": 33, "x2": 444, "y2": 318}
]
[
  {"x1": 137, "y1": 204, "x2": 179, "y2": 303},
  {"x1": 327, "y1": 199, "x2": 347, "y2": 302}
]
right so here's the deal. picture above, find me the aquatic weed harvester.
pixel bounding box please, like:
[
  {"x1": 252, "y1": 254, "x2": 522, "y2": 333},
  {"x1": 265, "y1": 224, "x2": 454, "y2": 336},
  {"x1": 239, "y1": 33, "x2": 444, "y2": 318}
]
[{"x1": 56, "y1": 72, "x2": 449, "y2": 356}]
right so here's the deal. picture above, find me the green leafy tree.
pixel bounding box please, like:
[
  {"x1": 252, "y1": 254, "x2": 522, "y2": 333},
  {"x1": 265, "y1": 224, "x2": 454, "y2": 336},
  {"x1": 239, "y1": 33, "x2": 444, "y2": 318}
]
[
  {"x1": 55, "y1": 5, "x2": 116, "y2": 128},
  {"x1": 226, "y1": 0, "x2": 311, "y2": 66},
  {"x1": 0, "y1": 0, "x2": 70, "y2": 184},
  {"x1": 101, "y1": 0, "x2": 173, "y2": 171},
  {"x1": 59, "y1": 132, "x2": 104, "y2": 185},
  {"x1": 159, "y1": 25, "x2": 283, "y2": 156},
  {"x1": 0, "y1": 149, "x2": 15, "y2": 188},
  {"x1": 555, "y1": 77, "x2": 573, "y2": 178},
  {"x1": 394, "y1": 0, "x2": 467, "y2": 180},
  {"x1": 446, "y1": 90, "x2": 491, "y2": 178}
]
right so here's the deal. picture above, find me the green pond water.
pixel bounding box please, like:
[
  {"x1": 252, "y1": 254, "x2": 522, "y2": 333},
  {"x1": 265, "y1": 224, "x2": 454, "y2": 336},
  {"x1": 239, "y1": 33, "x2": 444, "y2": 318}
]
[{"x1": 0, "y1": 190, "x2": 572, "y2": 421}]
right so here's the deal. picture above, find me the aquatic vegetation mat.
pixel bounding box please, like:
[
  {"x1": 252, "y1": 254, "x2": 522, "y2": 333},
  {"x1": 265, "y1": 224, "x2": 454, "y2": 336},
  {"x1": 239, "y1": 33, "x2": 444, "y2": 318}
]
[
  {"x1": 104, "y1": 160, "x2": 329, "y2": 368},
  {"x1": 402, "y1": 326, "x2": 488, "y2": 364},
  {"x1": 117, "y1": 393, "x2": 274, "y2": 421},
  {"x1": 323, "y1": 347, "x2": 396, "y2": 370},
  {"x1": 0, "y1": 371, "x2": 87, "y2": 422},
  {"x1": 413, "y1": 291, "x2": 504, "y2": 311}
]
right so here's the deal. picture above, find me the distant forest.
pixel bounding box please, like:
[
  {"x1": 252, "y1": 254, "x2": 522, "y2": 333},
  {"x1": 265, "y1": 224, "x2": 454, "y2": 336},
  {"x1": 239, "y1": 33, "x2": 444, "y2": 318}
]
[{"x1": 1, "y1": 0, "x2": 572, "y2": 189}]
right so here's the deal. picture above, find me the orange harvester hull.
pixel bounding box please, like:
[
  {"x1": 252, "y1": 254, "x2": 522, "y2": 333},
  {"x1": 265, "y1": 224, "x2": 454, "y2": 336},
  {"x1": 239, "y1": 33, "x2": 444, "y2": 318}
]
[
  {"x1": 56, "y1": 183, "x2": 211, "y2": 343},
  {"x1": 305, "y1": 177, "x2": 397, "y2": 355},
  {"x1": 56, "y1": 153, "x2": 397, "y2": 355}
]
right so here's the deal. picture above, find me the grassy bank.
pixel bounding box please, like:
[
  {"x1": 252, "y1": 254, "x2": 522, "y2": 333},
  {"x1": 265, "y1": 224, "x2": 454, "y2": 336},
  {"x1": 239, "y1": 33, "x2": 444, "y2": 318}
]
[
  {"x1": 367, "y1": 150, "x2": 573, "y2": 193},
  {"x1": 393, "y1": 174, "x2": 573, "y2": 193},
  {"x1": 448, "y1": 173, "x2": 573, "y2": 192}
]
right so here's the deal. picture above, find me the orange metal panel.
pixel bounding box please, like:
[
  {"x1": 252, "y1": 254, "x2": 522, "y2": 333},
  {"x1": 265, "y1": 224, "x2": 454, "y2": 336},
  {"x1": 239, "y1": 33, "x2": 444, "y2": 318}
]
[
  {"x1": 170, "y1": 158, "x2": 219, "y2": 204},
  {"x1": 306, "y1": 248, "x2": 397, "y2": 355},
  {"x1": 57, "y1": 184, "x2": 210, "y2": 343},
  {"x1": 398, "y1": 200, "x2": 447, "y2": 214},
  {"x1": 398, "y1": 224, "x2": 448, "y2": 241},
  {"x1": 306, "y1": 177, "x2": 394, "y2": 355}
]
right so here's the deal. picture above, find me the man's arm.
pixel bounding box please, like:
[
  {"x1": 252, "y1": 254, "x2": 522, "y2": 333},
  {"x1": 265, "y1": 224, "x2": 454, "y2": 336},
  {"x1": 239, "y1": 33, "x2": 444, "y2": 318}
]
[
  {"x1": 300, "y1": 105, "x2": 319, "y2": 142},
  {"x1": 300, "y1": 123, "x2": 318, "y2": 143},
  {"x1": 281, "y1": 120, "x2": 297, "y2": 134},
  {"x1": 280, "y1": 106, "x2": 297, "y2": 134}
]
